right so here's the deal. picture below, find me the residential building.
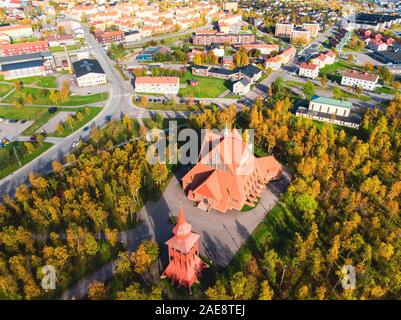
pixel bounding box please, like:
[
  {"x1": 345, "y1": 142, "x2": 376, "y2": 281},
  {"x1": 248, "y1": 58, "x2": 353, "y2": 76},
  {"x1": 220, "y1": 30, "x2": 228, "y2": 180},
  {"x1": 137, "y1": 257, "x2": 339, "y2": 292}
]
[
  {"x1": 299, "y1": 63, "x2": 319, "y2": 79},
  {"x1": 222, "y1": 55, "x2": 233, "y2": 67},
  {"x1": 182, "y1": 129, "x2": 282, "y2": 212},
  {"x1": 367, "y1": 39, "x2": 388, "y2": 52},
  {"x1": 46, "y1": 34, "x2": 75, "y2": 47},
  {"x1": 342, "y1": 13, "x2": 401, "y2": 32},
  {"x1": 192, "y1": 30, "x2": 255, "y2": 46},
  {"x1": 302, "y1": 23, "x2": 320, "y2": 38},
  {"x1": 341, "y1": 70, "x2": 379, "y2": 91},
  {"x1": 223, "y1": 1, "x2": 238, "y2": 12},
  {"x1": 72, "y1": 59, "x2": 107, "y2": 87},
  {"x1": 232, "y1": 77, "x2": 251, "y2": 95},
  {"x1": 124, "y1": 30, "x2": 140, "y2": 42},
  {"x1": 275, "y1": 23, "x2": 294, "y2": 38},
  {"x1": 234, "y1": 43, "x2": 279, "y2": 55},
  {"x1": 0, "y1": 40, "x2": 49, "y2": 57},
  {"x1": 135, "y1": 76, "x2": 179, "y2": 95},
  {"x1": 0, "y1": 24, "x2": 33, "y2": 38},
  {"x1": 96, "y1": 30, "x2": 125, "y2": 44},
  {"x1": 291, "y1": 27, "x2": 311, "y2": 44},
  {"x1": 310, "y1": 50, "x2": 336, "y2": 67},
  {"x1": 161, "y1": 208, "x2": 207, "y2": 288},
  {"x1": 265, "y1": 46, "x2": 296, "y2": 71},
  {"x1": 191, "y1": 64, "x2": 261, "y2": 82},
  {"x1": 296, "y1": 96, "x2": 360, "y2": 128}
]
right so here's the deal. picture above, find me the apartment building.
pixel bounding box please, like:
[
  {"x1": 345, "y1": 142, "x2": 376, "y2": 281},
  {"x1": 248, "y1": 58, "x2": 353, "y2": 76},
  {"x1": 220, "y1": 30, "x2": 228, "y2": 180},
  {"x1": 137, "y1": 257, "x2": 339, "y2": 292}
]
[
  {"x1": 234, "y1": 43, "x2": 279, "y2": 55},
  {"x1": 193, "y1": 30, "x2": 255, "y2": 46},
  {"x1": 46, "y1": 34, "x2": 75, "y2": 47},
  {"x1": 0, "y1": 40, "x2": 49, "y2": 57},
  {"x1": 310, "y1": 50, "x2": 336, "y2": 67},
  {"x1": 0, "y1": 24, "x2": 33, "y2": 38},
  {"x1": 135, "y1": 77, "x2": 180, "y2": 95},
  {"x1": 292, "y1": 28, "x2": 311, "y2": 44},
  {"x1": 341, "y1": 70, "x2": 379, "y2": 91},
  {"x1": 302, "y1": 23, "x2": 320, "y2": 38},
  {"x1": 275, "y1": 23, "x2": 294, "y2": 38},
  {"x1": 96, "y1": 30, "x2": 125, "y2": 44},
  {"x1": 299, "y1": 63, "x2": 319, "y2": 79}
]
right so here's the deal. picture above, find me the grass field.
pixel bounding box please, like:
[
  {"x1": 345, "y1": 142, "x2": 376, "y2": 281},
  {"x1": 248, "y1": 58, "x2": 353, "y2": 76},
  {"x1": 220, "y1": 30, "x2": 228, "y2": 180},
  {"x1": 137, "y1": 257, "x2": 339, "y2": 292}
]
[
  {"x1": 319, "y1": 60, "x2": 356, "y2": 75},
  {"x1": 0, "y1": 83, "x2": 13, "y2": 97},
  {"x1": 1, "y1": 76, "x2": 58, "y2": 88},
  {"x1": 178, "y1": 71, "x2": 230, "y2": 98},
  {"x1": 0, "y1": 141, "x2": 53, "y2": 179},
  {"x1": 230, "y1": 203, "x2": 299, "y2": 268},
  {"x1": 142, "y1": 101, "x2": 200, "y2": 111},
  {"x1": 5, "y1": 88, "x2": 108, "y2": 106},
  {"x1": 50, "y1": 44, "x2": 80, "y2": 53}
]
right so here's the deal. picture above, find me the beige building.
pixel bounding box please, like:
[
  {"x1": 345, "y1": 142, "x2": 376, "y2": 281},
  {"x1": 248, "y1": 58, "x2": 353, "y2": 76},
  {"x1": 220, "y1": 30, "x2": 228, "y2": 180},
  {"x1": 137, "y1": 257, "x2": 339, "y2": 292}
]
[
  {"x1": 275, "y1": 23, "x2": 294, "y2": 38},
  {"x1": 223, "y1": 1, "x2": 239, "y2": 12},
  {"x1": 291, "y1": 28, "x2": 311, "y2": 44},
  {"x1": 341, "y1": 70, "x2": 378, "y2": 91},
  {"x1": 302, "y1": 23, "x2": 320, "y2": 38},
  {"x1": 135, "y1": 77, "x2": 180, "y2": 95}
]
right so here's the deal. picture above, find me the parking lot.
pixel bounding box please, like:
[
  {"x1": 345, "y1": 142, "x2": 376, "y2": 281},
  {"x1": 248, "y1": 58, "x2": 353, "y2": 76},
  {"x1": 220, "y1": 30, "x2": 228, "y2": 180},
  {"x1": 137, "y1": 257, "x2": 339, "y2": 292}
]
[{"x1": 0, "y1": 119, "x2": 34, "y2": 141}]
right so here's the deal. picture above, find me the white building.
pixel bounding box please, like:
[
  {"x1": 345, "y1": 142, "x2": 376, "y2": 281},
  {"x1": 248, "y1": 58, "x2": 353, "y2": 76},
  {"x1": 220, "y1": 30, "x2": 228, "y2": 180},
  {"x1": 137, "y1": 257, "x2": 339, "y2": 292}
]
[
  {"x1": 367, "y1": 40, "x2": 388, "y2": 52},
  {"x1": 135, "y1": 77, "x2": 179, "y2": 95},
  {"x1": 0, "y1": 25, "x2": 33, "y2": 39},
  {"x1": 125, "y1": 30, "x2": 141, "y2": 42},
  {"x1": 72, "y1": 59, "x2": 107, "y2": 87},
  {"x1": 296, "y1": 96, "x2": 359, "y2": 128},
  {"x1": 341, "y1": 70, "x2": 378, "y2": 91},
  {"x1": 232, "y1": 78, "x2": 251, "y2": 96},
  {"x1": 299, "y1": 63, "x2": 319, "y2": 79}
]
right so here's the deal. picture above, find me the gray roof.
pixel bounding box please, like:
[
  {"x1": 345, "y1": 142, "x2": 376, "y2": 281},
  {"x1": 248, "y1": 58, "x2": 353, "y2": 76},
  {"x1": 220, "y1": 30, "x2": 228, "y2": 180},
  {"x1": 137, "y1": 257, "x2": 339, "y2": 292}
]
[
  {"x1": 0, "y1": 51, "x2": 52, "y2": 65},
  {"x1": 73, "y1": 59, "x2": 105, "y2": 78}
]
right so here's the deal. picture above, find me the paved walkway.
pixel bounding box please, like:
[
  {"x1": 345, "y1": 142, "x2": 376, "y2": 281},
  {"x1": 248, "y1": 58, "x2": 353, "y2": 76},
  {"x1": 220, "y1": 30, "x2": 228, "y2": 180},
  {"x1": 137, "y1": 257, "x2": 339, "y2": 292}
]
[{"x1": 58, "y1": 164, "x2": 291, "y2": 299}]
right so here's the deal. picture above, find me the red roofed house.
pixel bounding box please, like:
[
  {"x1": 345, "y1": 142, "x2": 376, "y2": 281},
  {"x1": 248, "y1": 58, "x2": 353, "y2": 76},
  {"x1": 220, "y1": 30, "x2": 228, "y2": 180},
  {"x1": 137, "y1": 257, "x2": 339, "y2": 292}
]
[
  {"x1": 341, "y1": 70, "x2": 379, "y2": 91},
  {"x1": 0, "y1": 40, "x2": 49, "y2": 57},
  {"x1": 182, "y1": 129, "x2": 282, "y2": 212},
  {"x1": 135, "y1": 76, "x2": 180, "y2": 95},
  {"x1": 161, "y1": 208, "x2": 207, "y2": 288},
  {"x1": 96, "y1": 30, "x2": 125, "y2": 44},
  {"x1": 299, "y1": 62, "x2": 319, "y2": 79},
  {"x1": 310, "y1": 50, "x2": 336, "y2": 67}
]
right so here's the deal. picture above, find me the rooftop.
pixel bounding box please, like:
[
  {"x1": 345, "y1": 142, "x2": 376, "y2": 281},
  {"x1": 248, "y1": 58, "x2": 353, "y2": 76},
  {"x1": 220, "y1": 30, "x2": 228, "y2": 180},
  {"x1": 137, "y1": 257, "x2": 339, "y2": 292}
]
[{"x1": 311, "y1": 96, "x2": 353, "y2": 109}]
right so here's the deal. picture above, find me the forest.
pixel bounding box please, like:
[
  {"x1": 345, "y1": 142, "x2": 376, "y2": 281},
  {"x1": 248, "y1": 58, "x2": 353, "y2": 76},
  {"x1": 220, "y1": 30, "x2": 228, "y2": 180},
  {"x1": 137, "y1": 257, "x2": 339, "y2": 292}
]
[
  {"x1": 1, "y1": 82, "x2": 401, "y2": 299},
  {"x1": 197, "y1": 92, "x2": 401, "y2": 300}
]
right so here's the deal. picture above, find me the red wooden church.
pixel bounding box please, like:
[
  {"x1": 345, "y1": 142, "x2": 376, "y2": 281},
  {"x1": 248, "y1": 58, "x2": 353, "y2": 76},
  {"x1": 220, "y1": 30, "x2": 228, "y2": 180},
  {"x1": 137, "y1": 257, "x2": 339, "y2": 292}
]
[{"x1": 161, "y1": 208, "x2": 207, "y2": 288}]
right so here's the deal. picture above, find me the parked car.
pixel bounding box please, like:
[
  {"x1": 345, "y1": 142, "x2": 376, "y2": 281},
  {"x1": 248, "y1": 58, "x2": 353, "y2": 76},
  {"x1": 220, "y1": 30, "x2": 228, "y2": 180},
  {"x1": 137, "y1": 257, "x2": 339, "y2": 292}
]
[
  {"x1": 105, "y1": 115, "x2": 112, "y2": 122},
  {"x1": 48, "y1": 107, "x2": 58, "y2": 113}
]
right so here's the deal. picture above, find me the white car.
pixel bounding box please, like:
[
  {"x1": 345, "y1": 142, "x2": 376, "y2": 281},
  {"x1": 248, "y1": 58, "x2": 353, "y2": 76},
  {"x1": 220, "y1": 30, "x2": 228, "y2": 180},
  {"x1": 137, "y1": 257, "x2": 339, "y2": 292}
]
[{"x1": 71, "y1": 141, "x2": 80, "y2": 148}]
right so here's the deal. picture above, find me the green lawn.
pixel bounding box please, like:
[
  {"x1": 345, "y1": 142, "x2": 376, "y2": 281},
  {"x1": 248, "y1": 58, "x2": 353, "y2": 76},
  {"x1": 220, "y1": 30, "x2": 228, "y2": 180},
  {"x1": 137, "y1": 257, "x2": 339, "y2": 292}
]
[
  {"x1": 50, "y1": 44, "x2": 80, "y2": 53},
  {"x1": 230, "y1": 203, "x2": 299, "y2": 268},
  {"x1": 50, "y1": 107, "x2": 102, "y2": 137},
  {"x1": 178, "y1": 71, "x2": 230, "y2": 98},
  {"x1": 60, "y1": 92, "x2": 108, "y2": 106},
  {"x1": 0, "y1": 83, "x2": 13, "y2": 97},
  {"x1": 142, "y1": 101, "x2": 199, "y2": 111},
  {"x1": 0, "y1": 142, "x2": 53, "y2": 179},
  {"x1": 376, "y1": 86, "x2": 398, "y2": 94},
  {"x1": 2, "y1": 76, "x2": 58, "y2": 88},
  {"x1": 5, "y1": 88, "x2": 108, "y2": 106},
  {"x1": 319, "y1": 60, "x2": 356, "y2": 75}
]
